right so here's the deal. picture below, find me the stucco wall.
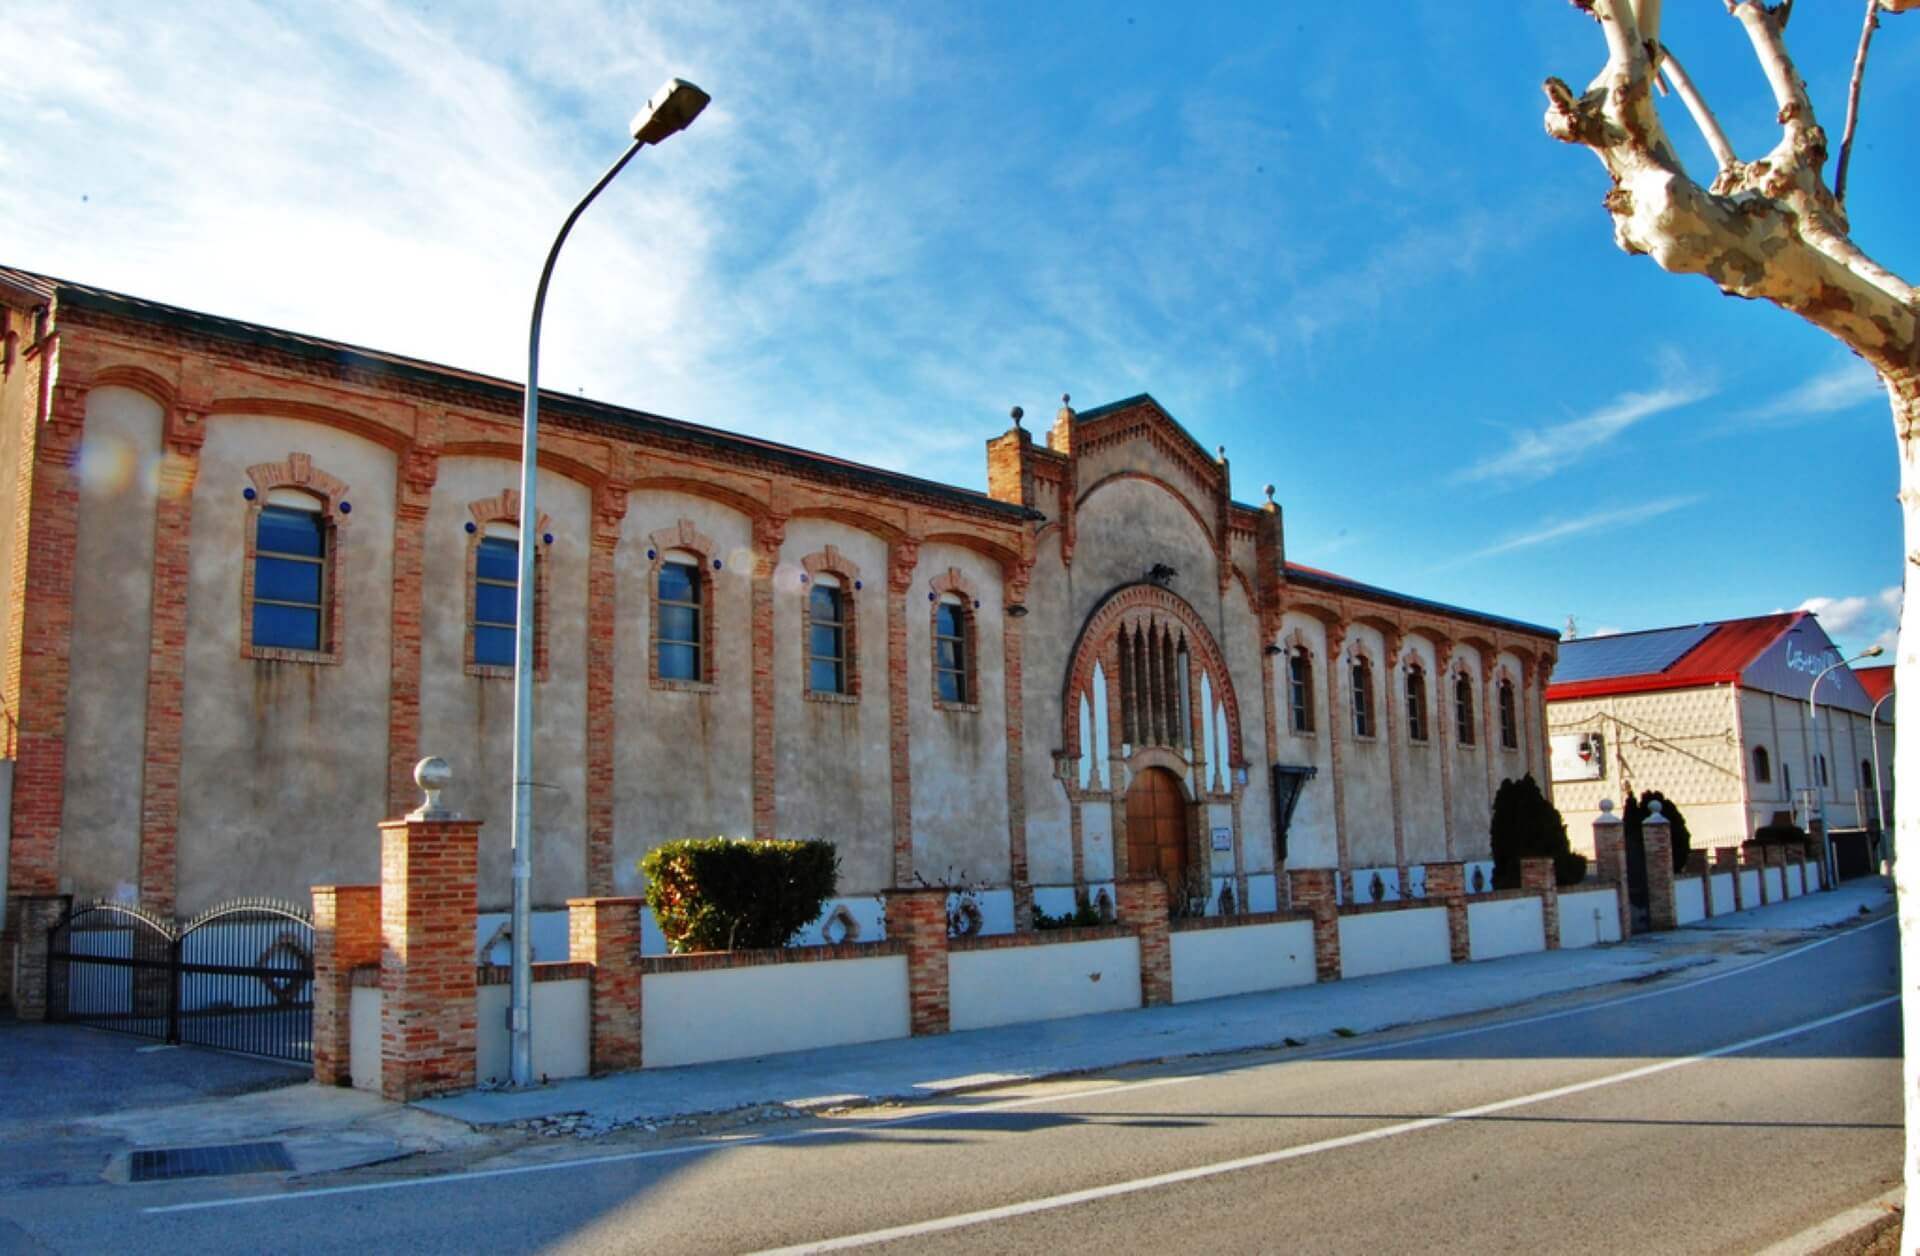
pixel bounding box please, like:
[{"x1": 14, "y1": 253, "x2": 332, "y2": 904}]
[
  {"x1": 1552, "y1": 686, "x2": 1747, "y2": 853},
  {"x1": 1447, "y1": 643, "x2": 1491, "y2": 857},
  {"x1": 1020, "y1": 528, "x2": 1074, "y2": 885},
  {"x1": 610, "y1": 490, "x2": 754, "y2": 895},
  {"x1": 1273, "y1": 612, "x2": 1335, "y2": 868},
  {"x1": 477, "y1": 978, "x2": 590, "y2": 1083},
  {"x1": 641, "y1": 954, "x2": 908, "y2": 1067},
  {"x1": 1557, "y1": 887, "x2": 1621, "y2": 948},
  {"x1": 1674, "y1": 878, "x2": 1706, "y2": 925},
  {"x1": 175, "y1": 416, "x2": 397, "y2": 913},
  {"x1": 1338, "y1": 906, "x2": 1450, "y2": 979},
  {"x1": 949, "y1": 935, "x2": 1141, "y2": 1030},
  {"x1": 349, "y1": 984, "x2": 381, "y2": 1092},
  {"x1": 417, "y1": 456, "x2": 588, "y2": 909},
  {"x1": 908, "y1": 541, "x2": 1010, "y2": 884},
  {"x1": 1397, "y1": 634, "x2": 1447, "y2": 864},
  {"x1": 1336, "y1": 622, "x2": 1394, "y2": 869},
  {"x1": 59, "y1": 387, "x2": 162, "y2": 900},
  {"x1": 1709, "y1": 872, "x2": 1736, "y2": 915},
  {"x1": 1466, "y1": 896, "x2": 1545, "y2": 961},
  {"x1": 1170, "y1": 918, "x2": 1314, "y2": 1003},
  {"x1": 772, "y1": 520, "x2": 892, "y2": 892}
]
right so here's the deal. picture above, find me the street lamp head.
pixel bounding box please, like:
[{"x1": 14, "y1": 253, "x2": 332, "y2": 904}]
[
  {"x1": 630, "y1": 78, "x2": 710, "y2": 146},
  {"x1": 1861, "y1": 644, "x2": 1886, "y2": 659}
]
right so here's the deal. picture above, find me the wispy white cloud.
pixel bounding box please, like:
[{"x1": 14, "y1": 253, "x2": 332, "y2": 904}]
[
  {"x1": 1456, "y1": 381, "x2": 1713, "y2": 484},
  {"x1": 1460, "y1": 495, "x2": 1701, "y2": 563},
  {"x1": 1746, "y1": 356, "x2": 1884, "y2": 425},
  {"x1": 1790, "y1": 587, "x2": 1902, "y2": 656}
]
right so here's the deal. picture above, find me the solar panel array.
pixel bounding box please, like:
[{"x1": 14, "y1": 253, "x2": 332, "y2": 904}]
[{"x1": 1550, "y1": 623, "x2": 1716, "y2": 684}]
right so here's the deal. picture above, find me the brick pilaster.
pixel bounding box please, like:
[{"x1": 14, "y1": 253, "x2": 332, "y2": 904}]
[
  {"x1": 1003, "y1": 567, "x2": 1032, "y2": 930},
  {"x1": 386, "y1": 443, "x2": 438, "y2": 816},
  {"x1": 886, "y1": 888, "x2": 949, "y2": 1036},
  {"x1": 311, "y1": 884, "x2": 380, "y2": 1086},
  {"x1": 1591, "y1": 802, "x2": 1632, "y2": 938},
  {"x1": 135, "y1": 408, "x2": 204, "y2": 915},
  {"x1": 9, "y1": 894, "x2": 71, "y2": 1022},
  {"x1": 380, "y1": 815, "x2": 480, "y2": 1102},
  {"x1": 584, "y1": 485, "x2": 625, "y2": 895},
  {"x1": 1642, "y1": 810, "x2": 1676, "y2": 931},
  {"x1": 568, "y1": 896, "x2": 642, "y2": 1073},
  {"x1": 9, "y1": 382, "x2": 88, "y2": 900},
  {"x1": 887, "y1": 541, "x2": 918, "y2": 886},
  {"x1": 1288, "y1": 868, "x2": 1341, "y2": 982},
  {"x1": 1114, "y1": 877, "x2": 1172, "y2": 1006},
  {"x1": 1520, "y1": 856, "x2": 1560, "y2": 950},
  {"x1": 750, "y1": 516, "x2": 784, "y2": 840},
  {"x1": 1426, "y1": 860, "x2": 1470, "y2": 963}
]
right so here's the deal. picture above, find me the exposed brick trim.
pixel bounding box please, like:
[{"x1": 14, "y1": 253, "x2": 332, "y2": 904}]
[
  {"x1": 928, "y1": 567, "x2": 981, "y2": 712},
  {"x1": 586, "y1": 485, "x2": 626, "y2": 894},
  {"x1": 386, "y1": 438, "x2": 438, "y2": 817},
  {"x1": 885, "y1": 540, "x2": 916, "y2": 884},
  {"x1": 886, "y1": 888, "x2": 949, "y2": 1035},
  {"x1": 1002, "y1": 564, "x2": 1031, "y2": 930},
  {"x1": 801, "y1": 542, "x2": 864, "y2": 702},
  {"x1": 750, "y1": 516, "x2": 784, "y2": 840},
  {"x1": 475, "y1": 961, "x2": 594, "y2": 984},
  {"x1": 311, "y1": 883, "x2": 379, "y2": 1085},
  {"x1": 379, "y1": 816, "x2": 479, "y2": 1101},
  {"x1": 950, "y1": 923, "x2": 1133, "y2": 950},
  {"x1": 1169, "y1": 908, "x2": 1312, "y2": 933},
  {"x1": 567, "y1": 895, "x2": 641, "y2": 1071}
]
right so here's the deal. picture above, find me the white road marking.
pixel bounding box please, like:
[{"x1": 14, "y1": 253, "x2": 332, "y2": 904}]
[
  {"x1": 143, "y1": 916, "x2": 1893, "y2": 1217},
  {"x1": 751, "y1": 994, "x2": 1900, "y2": 1254}
]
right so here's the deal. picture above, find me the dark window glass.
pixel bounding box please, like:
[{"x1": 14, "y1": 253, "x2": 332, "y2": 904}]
[
  {"x1": 1288, "y1": 652, "x2": 1314, "y2": 734},
  {"x1": 658, "y1": 643, "x2": 699, "y2": 681},
  {"x1": 808, "y1": 585, "x2": 848, "y2": 694},
  {"x1": 1406, "y1": 667, "x2": 1428, "y2": 742},
  {"x1": 934, "y1": 601, "x2": 968, "y2": 704},
  {"x1": 1862, "y1": 760, "x2": 1874, "y2": 790},
  {"x1": 253, "y1": 503, "x2": 327, "y2": 651},
  {"x1": 1498, "y1": 679, "x2": 1519, "y2": 749},
  {"x1": 657, "y1": 561, "x2": 699, "y2": 606},
  {"x1": 1350, "y1": 659, "x2": 1374, "y2": 739},
  {"x1": 1455, "y1": 675, "x2": 1476, "y2": 746},
  {"x1": 1752, "y1": 746, "x2": 1771, "y2": 783},
  {"x1": 473, "y1": 535, "x2": 518, "y2": 667},
  {"x1": 656, "y1": 560, "x2": 703, "y2": 682}
]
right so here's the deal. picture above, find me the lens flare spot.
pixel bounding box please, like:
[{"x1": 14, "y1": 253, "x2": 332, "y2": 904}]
[{"x1": 75, "y1": 434, "x2": 137, "y2": 496}]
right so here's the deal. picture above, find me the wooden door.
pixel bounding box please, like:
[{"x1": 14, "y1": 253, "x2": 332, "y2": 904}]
[{"x1": 1125, "y1": 767, "x2": 1188, "y2": 884}]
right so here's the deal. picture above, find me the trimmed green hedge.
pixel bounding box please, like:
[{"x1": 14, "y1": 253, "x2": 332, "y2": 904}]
[
  {"x1": 1490, "y1": 774, "x2": 1587, "y2": 888},
  {"x1": 640, "y1": 838, "x2": 839, "y2": 952}
]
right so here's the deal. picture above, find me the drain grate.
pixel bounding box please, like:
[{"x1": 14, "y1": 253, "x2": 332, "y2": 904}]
[{"x1": 129, "y1": 1141, "x2": 294, "y2": 1183}]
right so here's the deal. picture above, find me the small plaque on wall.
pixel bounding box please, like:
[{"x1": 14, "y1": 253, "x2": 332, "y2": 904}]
[{"x1": 1211, "y1": 827, "x2": 1231, "y2": 852}]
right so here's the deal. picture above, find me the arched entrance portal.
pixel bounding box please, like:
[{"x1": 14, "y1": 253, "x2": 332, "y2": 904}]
[{"x1": 1125, "y1": 766, "x2": 1189, "y2": 886}]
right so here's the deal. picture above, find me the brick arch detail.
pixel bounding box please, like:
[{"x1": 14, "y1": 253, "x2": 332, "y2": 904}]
[
  {"x1": 467, "y1": 488, "x2": 551, "y2": 538},
  {"x1": 648, "y1": 517, "x2": 717, "y2": 560},
  {"x1": 1061, "y1": 582, "x2": 1243, "y2": 767},
  {"x1": 247, "y1": 451, "x2": 350, "y2": 507},
  {"x1": 928, "y1": 566, "x2": 977, "y2": 602},
  {"x1": 800, "y1": 543, "x2": 861, "y2": 583}
]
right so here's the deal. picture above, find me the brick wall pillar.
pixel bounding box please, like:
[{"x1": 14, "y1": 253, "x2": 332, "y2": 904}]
[
  {"x1": 886, "y1": 889, "x2": 949, "y2": 1036},
  {"x1": 379, "y1": 765, "x2": 480, "y2": 1102},
  {"x1": 1742, "y1": 842, "x2": 1769, "y2": 904},
  {"x1": 1520, "y1": 857, "x2": 1560, "y2": 950},
  {"x1": 1287, "y1": 869, "x2": 1341, "y2": 982},
  {"x1": 1425, "y1": 861, "x2": 1470, "y2": 963},
  {"x1": 568, "y1": 896, "x2": 643, "y2": 1073},
  {"x1": 312, "y1": 884, "x2": 380, "y2": 1086},
  {"x1": 1642, "y1": 806, "x2": 1676, "y2": 931},
  {"x1": 9, "y1": 895, "x2": 71, "y2": 1022},
  {"x1": 1591, "y1": 800, "x2": 1633, "y2": 938},
  {"x1": 1114, "y1": 877, "x2": 1172, "y2": 1007}
]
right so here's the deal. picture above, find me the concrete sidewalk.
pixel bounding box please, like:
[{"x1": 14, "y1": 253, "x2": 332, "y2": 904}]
[{"x1": 417, "y1": 877, "x2": 1895, "y2": 1134}]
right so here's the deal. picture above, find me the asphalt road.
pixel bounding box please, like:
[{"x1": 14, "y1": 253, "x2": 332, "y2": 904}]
[{"x1": 4, "y1": 919, "x2": 1901, "y2": 1254}]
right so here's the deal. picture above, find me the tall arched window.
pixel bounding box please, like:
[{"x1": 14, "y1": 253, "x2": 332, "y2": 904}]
[
  {"x1": 933, "y1": 595, "x2": 973, "y2": 705},
  {"x1": 1119, "y1": 619, "x2": 1189, "y2": 749},
  {"x1": 1752, "y1": 745, "x2": 1772, "y2": 783},
  {"x1": 1288, "y1": 648, "x2": 1315, "y2": 735},
  {"x1": 1350, "y1": 656, "x2": 1375, "y2": 739},
  {"x1": 1497, "y1": 677, "x2": 1519, "y2": 750},
  {"x1": 655, "y1": 553, "x2": 705, "y2": 682},
  {"x1": 1815, "y1": 753, "x2": 1829, "y2": 790},
  {"x1": 472, "y1": 525, "x2": 521, "y2": 669},
  {"x1": 252, "y1": 491, "x2": 329, "y2": 652},
  {"x1": 1405, "y1": 664, "x2": 1428, "y2": 743},
  {"x1": 1454, "y1": 671, "x2": 1476, "y2": 746},
  {"x1": 1862, "y1": 759, "x2": 1875, "y2": 792},
  {"x1": 808, "y1": 577, "x2": 851, "y2": 695}
]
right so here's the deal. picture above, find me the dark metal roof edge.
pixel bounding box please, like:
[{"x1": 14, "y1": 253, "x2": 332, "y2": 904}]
[
  {"x1": 36, "y1": 271, "x2": 1032, "y2": 523},
  {"x1": 1287, "y1": 566, "x2": 1557, "y2": 639}
]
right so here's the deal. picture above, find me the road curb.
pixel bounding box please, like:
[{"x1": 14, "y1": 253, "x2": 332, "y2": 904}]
[{"x1": 1752, "y1": 1188, "x2": 1902, "y2": 1256}]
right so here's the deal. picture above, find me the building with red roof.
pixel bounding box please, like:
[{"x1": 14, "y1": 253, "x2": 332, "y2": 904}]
[{"x1": 1546, "y1": 612, "x2": 1892, "y2": 867}]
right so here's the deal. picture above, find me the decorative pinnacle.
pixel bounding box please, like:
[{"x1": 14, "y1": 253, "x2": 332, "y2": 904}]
[
  {"x1": 1263, "y1": 483, "x2": 1276, "y2": 505},
  {"x1": 409, "y1": 756, "x2": 461, "y2": 821},
  {"x1": 1647, "y1": 799, "x2": 1666, "y2": 819},
  {"x1": 1599, "y1": 798, "x2": 1616, "y2": 816},
  {"x1": 1010, "y1": 405, "x2": 1024, "y2": 428},
  {"x1": 1216, "y1": 444, "x2": 1227, "y2": 462}
]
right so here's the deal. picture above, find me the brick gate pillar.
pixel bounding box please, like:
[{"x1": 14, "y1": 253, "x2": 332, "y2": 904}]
[
  {"x1": 1287, "y1": 869, "x2": 1341, "y2": 982},
  {"x1": 311, "y1": 884, "x2": 380, "y2": 1086},
  {"x1": 10, "y1": 894, "x2": 71, "y2": 1022},
  {"x1": 568, "y1": 896, "x2": 644, "y2": 1073},
  {"x1": 379, "y1": 758, "x2": 480, "y2": 1102},
  {"x1": 1425, "y1": 861, "x2": 1470, "y2": 963},
  {"x1": 1520, "y1": 857, "x2": 1560, "y2": 950},
  {"x1": 1641, "y1": 802, "x2": 1676, "y2": 932},
  {"x1": 1114, "y1": 877, "x2": 1172, "y2": 1007},
  {"x1": 1591, "y1": 800, "x2": 1632, "y2": 939},
  {"x1": 886, "y1": 889, "x2": 950, "y2": 1036}
]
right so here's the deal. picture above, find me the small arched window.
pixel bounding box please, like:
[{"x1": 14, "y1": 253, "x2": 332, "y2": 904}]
[
  {"x1": 1454, "y1": 672, "x2": 1476, "y2": 746},
  {"x1": 933, "y1": 595, "x2": 974, "y2": 706},
  {"x1": 252, "y1": 490, "x2": 330, "y2": 652},
  {"x1": 1752, "y1": 745, "x2": 1772, "y2": 783},
  {"x1": 1815, "y1": 753, "x2": 1829, "y2": 789},
  {"x1": 1498, "y1": 677, "x2": 1519, "y2": 750},
  {"x1": 1350, "y1": 656, "x2": 1375, "y2": 739},
  {"x1": 655, "y1": 552, "x2": 705, "y2": 682},
  {"x1": 808, "y1": 575, "x2": 851, "y2": 696},
  {"x1": 1405, "y1": 664, "x2": 1428, "y2": 743},
  {"x1": 1287, "y1": 648, "x2": 1315, "y2": 735}
]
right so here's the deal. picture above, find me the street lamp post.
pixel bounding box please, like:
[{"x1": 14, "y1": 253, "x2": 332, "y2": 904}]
[
  {"x1": 1871, "y1": 687, "x2": 1893, "y2": 864},
  {"x1": 508, "y1": 79, "x2": 709, "y2": 1088},
  {"x1": 1806, "y1": 643, "x2": 1885, "y2": 890}
]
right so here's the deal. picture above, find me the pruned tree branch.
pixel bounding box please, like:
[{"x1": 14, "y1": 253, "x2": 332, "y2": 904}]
[
  {"x1": 1834, "y1": 0, "x2": 1881, "y2": 207},
  {"x1": 1656, "y1": 45, "x2": 1736, "y2": 173}
]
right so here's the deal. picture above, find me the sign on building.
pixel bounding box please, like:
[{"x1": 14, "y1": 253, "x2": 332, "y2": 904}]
[{"x1": 1550, "y1": 731, "x2": 1605, "y2": 782}]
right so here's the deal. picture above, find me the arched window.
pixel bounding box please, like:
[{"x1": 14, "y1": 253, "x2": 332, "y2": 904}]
[
  {"x1": 808, "y1": 576, "x2": 851, "y2": 696},
  {"x1": 1350, "y1": 656, "x2": 1375, "y2": 739},
  {"x1": 655, "y1": 552, "x2": 705, "y2": 682},
  {"x1": 1118, "y1": 619, "x2": 1189, "y2": 749},
  {"x1": 1454, "y1": 671, "x2": 1476, "y2": 746},
  {"x1": 1404, "y1": 664, "x2": 1428, "y2": 743},
  {"x1": 252, "y1": 490, "x2": 330, "y2": 652},
  {"x1": 1498, "y1": 677, "x2": 1519, "y2": 750},
  {"x1": 1815, "y1": 753, "x2": 1829, "y2": 789},
  {"x1": 933, "y1": 595, "x2": 973, "y2": 705},
  {"x1": 472, "y1": 524, "x2": 522, "y2": 669},
  {"x1": 1752, "y1": 746, "x2": 1772, "y2": 783},
  {"x1": 1287, "y1": 648, "x2": 1315, "y2": 735}
]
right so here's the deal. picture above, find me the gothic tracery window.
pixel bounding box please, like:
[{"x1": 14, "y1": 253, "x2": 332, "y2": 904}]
[{"x1": 1118, "y1": 618, "x2": 1190, "y2": 751}]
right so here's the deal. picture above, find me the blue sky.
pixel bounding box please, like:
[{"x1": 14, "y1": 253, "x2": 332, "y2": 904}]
[{"x1": 4, "y1": 2, "x2": 1912, "y2": 657}]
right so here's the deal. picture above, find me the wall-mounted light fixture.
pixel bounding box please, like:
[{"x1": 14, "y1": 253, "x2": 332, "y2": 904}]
[
  {"x1": 1263, "y1": 643, "x2": 1283, "y2": 657},
  {"x1": 1007, "y1": 603, "x2": 1029, "y2": 618}
]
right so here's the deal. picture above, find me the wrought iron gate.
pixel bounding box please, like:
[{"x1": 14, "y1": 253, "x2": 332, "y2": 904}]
[{"x1": 46, "y1": 898, "x2": 315, "y2": 1064}]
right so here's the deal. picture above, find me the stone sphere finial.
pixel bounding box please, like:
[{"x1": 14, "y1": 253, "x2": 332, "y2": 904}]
[
  {"x1": 1010, "y1": 405, "x2": 1024, "y2": 428},
  {"x1": 1647, "y1": 798, "x2": 1666, "y2": 819},
  {"x1": 1263, "y1": 483, "x2": 1276, "y2": 505},
  {"x1": 1599, "y1": 798, "x2": 1616, "y2": 816},
  {"x1": 409, "y1": 756, "x2": 460, "y2": 821}
]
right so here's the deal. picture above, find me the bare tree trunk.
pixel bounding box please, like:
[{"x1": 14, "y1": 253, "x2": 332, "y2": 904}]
[{"x1": 1895, "y1": 379, "x2": 1920, "y2": 1244}]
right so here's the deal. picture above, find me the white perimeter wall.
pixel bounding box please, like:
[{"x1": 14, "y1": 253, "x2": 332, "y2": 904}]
[
  {"x1": 1675, "y1": 879, "x2": 1706, "y2": 925},
  {"x1": 1338, "y1": 908, "x2": 1449, "y2": 979},
  {"x1": 1558, "y1": 888, "x2": 1622, "y2": 949},
  {"x1": 479, "y1": 980, "x2": 590, "y2": 1084},
  {"x1": 1739, "y1": 869, "x2": 1761, "y2": 906},
  {"x1": 1764, "y1": 868, "x2": 1784, "y2": 901},
  {"x1": 643, "y1": 956, "x2": 908, "y2": 1068},
  {"x1": 350, "y1": 985, "x2": 381, "y2": 1092},
  {"x1": 950, "y1": 938, "x2": 1140, "y2": 1031},
  {"x1": 1786, "y1": 865, "x2": 1804, "y2": 897},
  {"x1": 1710, "y1": 873, "x2": 1736, "y2": 916},
  {"x1": 1170, "y1": 920, "x2": 1315, "y2": 1004},
  {"x1": 1466, "y1": 898, "x2": 1544, "y2": 962}
]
